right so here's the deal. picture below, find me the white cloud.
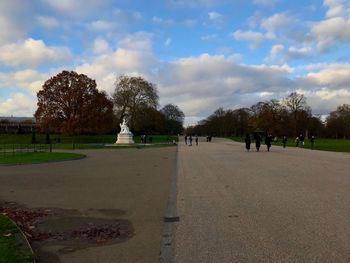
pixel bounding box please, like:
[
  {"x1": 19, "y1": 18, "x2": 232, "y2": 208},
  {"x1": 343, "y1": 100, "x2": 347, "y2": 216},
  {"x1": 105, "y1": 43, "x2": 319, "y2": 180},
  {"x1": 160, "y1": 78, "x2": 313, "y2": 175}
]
[
  {"x1": 261, "y1": 13, "x2": 295, "y2": 39},
  {"x1": 36, "y1": 16, "x2": 59, "y2": 28},
  {"x1": 0, "y1": 0, "x2": 31, "y2": 44},
  {"x1": 0, "y1": 69, "x2": 48, "y2": 94},
  {"x1": 253, "y1": 0, "x2": 280, "y2": 7},
  {"x1": 151, "y1": 16, "x2": 174, "y2": 26},
  {"x1": 0, "y1": 38, "x2": 71, "y2": 67},
  {"x1": 270, "y1": 44, "x2": 284, "y2": 56},
  {"x1": 0, "y1": 93, "x2": 36, "y2": 117},
  {"x1": 118, "y1": 32, "x2": 153, "y2": 51},
  {"x1": 201, "y1": 34, "x2": 218, "y2": 41},
  {"x1": 286, "y1": 46, "x2": 314, "y2": 59},
  {"x1": 324, "y1": 0, "x2": 350, "y2": 18},
  {"x1": 46, "y1": 0, "x2": 108, "y2": 17},
  {"x1": 311, "y1": 17, "x2": 350, "y2": 51},
  {"x1": 306, "y1": 64, "x2": 350, "y2": 89},
  {"x1": 90, "y1": 20, "x2": 117, "y2": 31},
  {"x1": 208, "y1": 11, "x2": 224, "y2": 25},
  {"x1": 232, "y1": 30, "x2": 268, "y2": 48},
  {"x1": 93, "y1": 38, "x2": 111, "y2": 54},
  {"x1": 164, "y1": 38, "x2": 172, "y2": 47}
]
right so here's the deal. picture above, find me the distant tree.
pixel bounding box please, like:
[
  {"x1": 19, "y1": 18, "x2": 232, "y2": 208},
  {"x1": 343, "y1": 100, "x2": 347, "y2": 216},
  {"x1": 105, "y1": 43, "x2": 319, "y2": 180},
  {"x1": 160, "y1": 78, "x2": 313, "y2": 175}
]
[
  {"x1": 161, "y1": 104, "x2": 185, "y2": 134},
  {"x1": 112, "y1": 76, "x2": 159, "y2": 130},
  {"x1": 326, "y1": 104, "x2": 350, "y2": 138},
  {"x1": 35, "y1": 70, "x2": 115, "y2": 135},
  {"x1": 284, "y1": 92, "x2": 310, "y2": 135}
]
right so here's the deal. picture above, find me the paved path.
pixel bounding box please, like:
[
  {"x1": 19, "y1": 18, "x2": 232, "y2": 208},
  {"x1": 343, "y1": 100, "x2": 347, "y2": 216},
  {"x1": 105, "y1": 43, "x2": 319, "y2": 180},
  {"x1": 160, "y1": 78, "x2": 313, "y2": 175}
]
[
  {"x1": 0, "y1": 147, "x2": 177, "y2": 263},
  {"x1": 174, "y1": 138, "x2": 350, "y2": 262}
]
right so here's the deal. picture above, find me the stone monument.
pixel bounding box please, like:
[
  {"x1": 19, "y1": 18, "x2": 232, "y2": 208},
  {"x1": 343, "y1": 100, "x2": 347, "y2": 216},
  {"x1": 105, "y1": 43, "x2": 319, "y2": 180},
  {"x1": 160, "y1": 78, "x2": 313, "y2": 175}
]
[{"x1": 115, "y1": 118, "x2": 134, "y2": 144}]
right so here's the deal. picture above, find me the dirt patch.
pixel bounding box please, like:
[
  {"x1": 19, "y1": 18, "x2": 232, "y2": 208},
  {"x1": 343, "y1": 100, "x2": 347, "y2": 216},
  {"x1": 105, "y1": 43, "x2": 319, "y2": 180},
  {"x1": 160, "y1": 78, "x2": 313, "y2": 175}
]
[{"x1": 0, "y1": 201, "x2": 133, "y2": 262}]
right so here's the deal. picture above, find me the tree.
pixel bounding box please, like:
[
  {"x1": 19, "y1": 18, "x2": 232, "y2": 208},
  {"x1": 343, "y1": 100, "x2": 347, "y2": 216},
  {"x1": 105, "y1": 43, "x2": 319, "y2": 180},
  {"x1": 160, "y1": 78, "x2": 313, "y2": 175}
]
[
  {"x1": 284, "y1": 92, "x2": 310, "y2": 135},
  {"x1": 161, "y1": 104, "x2": 185, "y2": 134},
  {"x1": 112, "y1": 76, "x2": 159, "y2": 130},
  {"x1": 35, "y1": 70, "x2": 115, "y2": 135},
  {"x1": 326, "y1": 104, "x2": 350, "y2": 138}
]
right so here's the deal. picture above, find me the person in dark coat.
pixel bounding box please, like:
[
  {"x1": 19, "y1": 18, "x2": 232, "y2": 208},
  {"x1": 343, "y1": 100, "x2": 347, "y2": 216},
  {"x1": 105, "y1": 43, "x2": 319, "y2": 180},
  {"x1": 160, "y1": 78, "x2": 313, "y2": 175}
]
[
  {"x1": 189, "y1": 135, "x2": 193, "y2": 146},
  {"x1": 255, "y1": 134, "x2": 261, "y2": 152},
  {"x1": 265, "y1": 134, "x2": 272, "y2": 152},
  {"x1": 245, "y1": 134, "x2": 251, "y2": 152},
  {"x1": 282, "y1": 135, "x2": 287, "y2": 148},
  {"x1": 184, "y1": 135, "x2": 187, "y2": 145},
  {"x1": 310, "y1": 135, "x2": 315, "y2": 149},
  {"x1": 195, "y1": 135, "x2": 198, "y2": 146}
]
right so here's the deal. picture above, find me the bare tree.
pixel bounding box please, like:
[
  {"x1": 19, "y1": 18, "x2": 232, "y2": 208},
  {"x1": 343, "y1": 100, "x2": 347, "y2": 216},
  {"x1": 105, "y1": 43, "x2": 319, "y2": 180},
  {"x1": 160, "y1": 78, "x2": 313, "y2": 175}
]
[
  {"x1": 284, "y1": 92, "x2": 310, "y2": 135},
  {"x1": 112, "y1": 76, "x2": 159, "y2": 129},
  {"x1": 161, "y1": 104, "x2": 185, "y2": 134}
]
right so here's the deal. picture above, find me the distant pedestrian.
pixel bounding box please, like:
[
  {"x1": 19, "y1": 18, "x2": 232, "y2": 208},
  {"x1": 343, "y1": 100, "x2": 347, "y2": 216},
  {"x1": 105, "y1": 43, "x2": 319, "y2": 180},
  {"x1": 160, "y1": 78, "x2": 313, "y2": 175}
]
[
  {"x1": 282, "y1": 135, "x2": 287, "y2": 148},
  {"x1": 299, "y1": 134, "x2": 304, "y2": 147},
  {"x1": 195, "y1": 136, "x2": 198, "y2": 146},
  {"x1": 265, "y1": 134, "x2": 272, "y2": 152},
  {"x1": 185, "y1": 135, "x2": 188, "y2": 145},
  {"x1": 295, "y1": 136, "x2": 299, "y2": 147},
  {"x1": 255, "y1": 134, "x2": 261, "y2": 152},
  {"x1": 189, "y1": 135, "x2": 193, "y2": 146},
  {"x1": 245, "y1": 134, "x2": 251, "y2": 152},
  {"x1": 310, "y1": 135, "x2": 315, "y2": 149}
]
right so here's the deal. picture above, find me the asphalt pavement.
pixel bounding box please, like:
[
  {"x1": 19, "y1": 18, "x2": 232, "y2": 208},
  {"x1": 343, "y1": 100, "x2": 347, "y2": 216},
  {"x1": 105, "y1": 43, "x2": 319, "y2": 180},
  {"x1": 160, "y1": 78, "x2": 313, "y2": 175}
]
[{"x1": 174, "y1": 137, "x2": 350, "y2": 262}]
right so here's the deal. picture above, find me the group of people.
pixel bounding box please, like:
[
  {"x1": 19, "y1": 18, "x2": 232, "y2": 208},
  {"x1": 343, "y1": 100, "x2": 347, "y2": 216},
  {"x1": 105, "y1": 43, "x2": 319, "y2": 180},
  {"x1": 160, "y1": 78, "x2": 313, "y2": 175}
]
[
  {"x1": 245, "y1": 133, "x2": 316, "y2": 152},
  {"x1": 140, "y1": 134, "x2": 152, "y2": 144},
  {"x1": 184, "y1": 134, "x2": 199, "y2": 146},
  {"x1": 245, "y1": 133, "x2": 273, "y2": 152}
]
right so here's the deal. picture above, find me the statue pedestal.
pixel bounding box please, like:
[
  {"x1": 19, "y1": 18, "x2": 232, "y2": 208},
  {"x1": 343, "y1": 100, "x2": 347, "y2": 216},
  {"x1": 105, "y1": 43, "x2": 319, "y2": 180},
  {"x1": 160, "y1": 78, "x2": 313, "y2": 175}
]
[{"x1": 115, "y1": 133, "x2": 134, "y2": 144}]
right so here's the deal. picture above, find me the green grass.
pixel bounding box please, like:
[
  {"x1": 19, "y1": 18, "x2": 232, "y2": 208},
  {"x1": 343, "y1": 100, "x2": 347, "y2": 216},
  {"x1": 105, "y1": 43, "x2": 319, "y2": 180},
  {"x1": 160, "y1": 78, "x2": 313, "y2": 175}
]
[
  {"x1": 230, "y1": 137, "x2": 350, "y2": 153},
  {"x1": 0, "y1": 134, "x2": 178, "y2": 150},
  {"x1": 0, "y1": 152, "x2": 85, "y2": 165},
  {"x1": 0, "y1": 214, "x2": 34, "y2": 263}
]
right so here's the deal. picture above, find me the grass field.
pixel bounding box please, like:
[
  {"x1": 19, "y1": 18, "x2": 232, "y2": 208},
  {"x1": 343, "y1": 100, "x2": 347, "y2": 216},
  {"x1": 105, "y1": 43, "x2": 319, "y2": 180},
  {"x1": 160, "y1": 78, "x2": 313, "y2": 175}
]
[
  {"x1": 230, "y1": 136, "x2": 350, "y2": 153},
  {"x1": 0, "y1": 134, "x2": 178, "y2": 150},
  {"x1": 0, "y1": 152, "x2": 85, "y2": 165},
  {"x1": 0, "y1": 214, "x2": 34, "y2": 263}
]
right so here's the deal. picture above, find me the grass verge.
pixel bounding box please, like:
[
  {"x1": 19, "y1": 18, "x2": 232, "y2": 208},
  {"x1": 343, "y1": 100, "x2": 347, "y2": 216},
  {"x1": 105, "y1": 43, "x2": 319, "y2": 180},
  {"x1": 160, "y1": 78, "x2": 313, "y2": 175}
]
[
  {"x1": 0, "y1": 152, "x2": 85, "y2": 165},
  {"x1": 0, "y1": 214, "x2": 34, "y2": 263},
  {"x1": 230, "y1": 137, "x2": 350, "y2": 153}
]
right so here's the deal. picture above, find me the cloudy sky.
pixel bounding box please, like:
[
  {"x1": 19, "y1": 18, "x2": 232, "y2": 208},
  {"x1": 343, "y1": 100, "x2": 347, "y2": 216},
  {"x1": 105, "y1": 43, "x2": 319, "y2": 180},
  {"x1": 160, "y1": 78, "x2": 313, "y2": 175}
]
[{"x1": 1, "y1": 0, "x2": 350, "y2": 125}]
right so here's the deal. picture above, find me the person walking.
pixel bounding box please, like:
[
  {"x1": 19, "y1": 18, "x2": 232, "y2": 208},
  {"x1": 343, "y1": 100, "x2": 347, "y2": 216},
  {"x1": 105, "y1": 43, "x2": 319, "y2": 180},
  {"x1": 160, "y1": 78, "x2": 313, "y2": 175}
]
[
  {"x1": 245, "y1": 134, "x2": 251, "y2": 152},
  {"x1": 265, "y1": 134, "x2": 272, "y2": 152},
  {"x1": 189, "y1": 135, "x2": 193, "y2": 146},
  {"x1": 195, "y1": 135, "x2": 198, "y2": 146},
  {"x1": 282, "y1": 135, "x2": 287, "y2": 148},
  {"x1": 184, "y1": 135, "x2": 188, "y2": 145},
  {"x1": 255, "y1": 133, "x2": 261, "y2": 152},
  {"x1": 299, "y1": 133, "x2": 304, "y2": 147},
  {"x1": 295, "y1": 136, "x2": 299, "y2": 147},
  {"x1": 310, "y1": 135, "x2": 315, "y2": 149}
]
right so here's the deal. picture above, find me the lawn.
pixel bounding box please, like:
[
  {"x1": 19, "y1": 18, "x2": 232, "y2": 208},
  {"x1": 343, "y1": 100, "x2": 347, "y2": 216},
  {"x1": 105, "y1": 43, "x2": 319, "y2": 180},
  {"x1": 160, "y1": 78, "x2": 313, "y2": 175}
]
[
  {"x1": 0, "y1": 134, "x2": 178, "y2": 150},
  {"x1": 230, "y1": 137, "x2": 350, "y2": 153},
  {"x1": 0, "y1": 214, "x2": 34, "y2": 263},
  {"x1": 0, "y1": 152, "x2": 85, "y2": 165}
]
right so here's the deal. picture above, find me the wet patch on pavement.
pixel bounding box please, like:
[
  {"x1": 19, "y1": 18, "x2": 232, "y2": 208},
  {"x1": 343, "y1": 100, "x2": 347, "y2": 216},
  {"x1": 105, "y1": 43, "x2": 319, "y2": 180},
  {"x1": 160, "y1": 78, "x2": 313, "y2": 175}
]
[{"x1": 0, "y1": 201, "x2": 133, "y2": 262}]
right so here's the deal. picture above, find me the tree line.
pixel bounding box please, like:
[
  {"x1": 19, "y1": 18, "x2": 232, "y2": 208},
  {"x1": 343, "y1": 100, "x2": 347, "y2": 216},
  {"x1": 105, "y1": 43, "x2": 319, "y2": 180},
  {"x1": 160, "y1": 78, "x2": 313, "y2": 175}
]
[
  {"x1": 35, "y1": 71, "x2": 185, "y2": 135},
  {"x1": 186, "y1": 92, "x2": 350, "y2": 139}
]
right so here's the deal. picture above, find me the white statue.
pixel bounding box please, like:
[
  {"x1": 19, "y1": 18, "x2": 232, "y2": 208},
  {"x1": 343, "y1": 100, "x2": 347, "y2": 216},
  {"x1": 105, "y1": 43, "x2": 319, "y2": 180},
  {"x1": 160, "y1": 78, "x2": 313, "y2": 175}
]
[{"x1": 119, "y1": 118, "x2": 131, "y2": 134}]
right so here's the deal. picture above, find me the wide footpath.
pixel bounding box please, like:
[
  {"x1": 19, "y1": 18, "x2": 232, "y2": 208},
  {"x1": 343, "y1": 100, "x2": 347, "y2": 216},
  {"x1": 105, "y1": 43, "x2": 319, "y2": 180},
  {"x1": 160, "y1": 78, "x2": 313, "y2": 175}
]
[
  {"x1": 174, "y1": 138, "x2": 350, "y2": 262},
  {"x1": 0, "y1": 147, "x2": 177, "y2": 263},
  {"x1": 2, "y1": 138, "x2": 350, "y2": 262}
]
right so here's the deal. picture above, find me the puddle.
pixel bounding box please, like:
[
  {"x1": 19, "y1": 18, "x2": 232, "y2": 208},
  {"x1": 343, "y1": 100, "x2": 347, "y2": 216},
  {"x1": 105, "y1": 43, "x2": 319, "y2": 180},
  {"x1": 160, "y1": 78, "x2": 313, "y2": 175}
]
[{"x1": 0, "y1": 202, "x2": 133, "y2": 262}]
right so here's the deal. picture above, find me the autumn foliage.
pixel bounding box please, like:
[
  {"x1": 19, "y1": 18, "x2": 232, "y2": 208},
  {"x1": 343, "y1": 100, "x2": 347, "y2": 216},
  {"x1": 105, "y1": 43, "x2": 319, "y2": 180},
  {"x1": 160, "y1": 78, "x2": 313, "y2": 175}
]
[{"x1": 35, "y1": 70, "x2": 115, "y2": 135}]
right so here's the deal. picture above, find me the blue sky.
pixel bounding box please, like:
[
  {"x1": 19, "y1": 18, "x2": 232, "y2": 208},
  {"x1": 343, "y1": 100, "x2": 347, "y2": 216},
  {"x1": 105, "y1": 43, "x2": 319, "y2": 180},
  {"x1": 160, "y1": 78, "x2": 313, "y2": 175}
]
[{"x1": 1, "y1": 0, "x2": 350, "y2": 125}]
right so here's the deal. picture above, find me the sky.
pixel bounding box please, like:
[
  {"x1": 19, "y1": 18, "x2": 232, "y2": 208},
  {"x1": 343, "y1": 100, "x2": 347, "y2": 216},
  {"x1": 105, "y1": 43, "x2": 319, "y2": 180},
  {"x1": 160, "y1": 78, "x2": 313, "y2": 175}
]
[{"x1": 1, "y1": 0, "x2": 350, "y2": 126}]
